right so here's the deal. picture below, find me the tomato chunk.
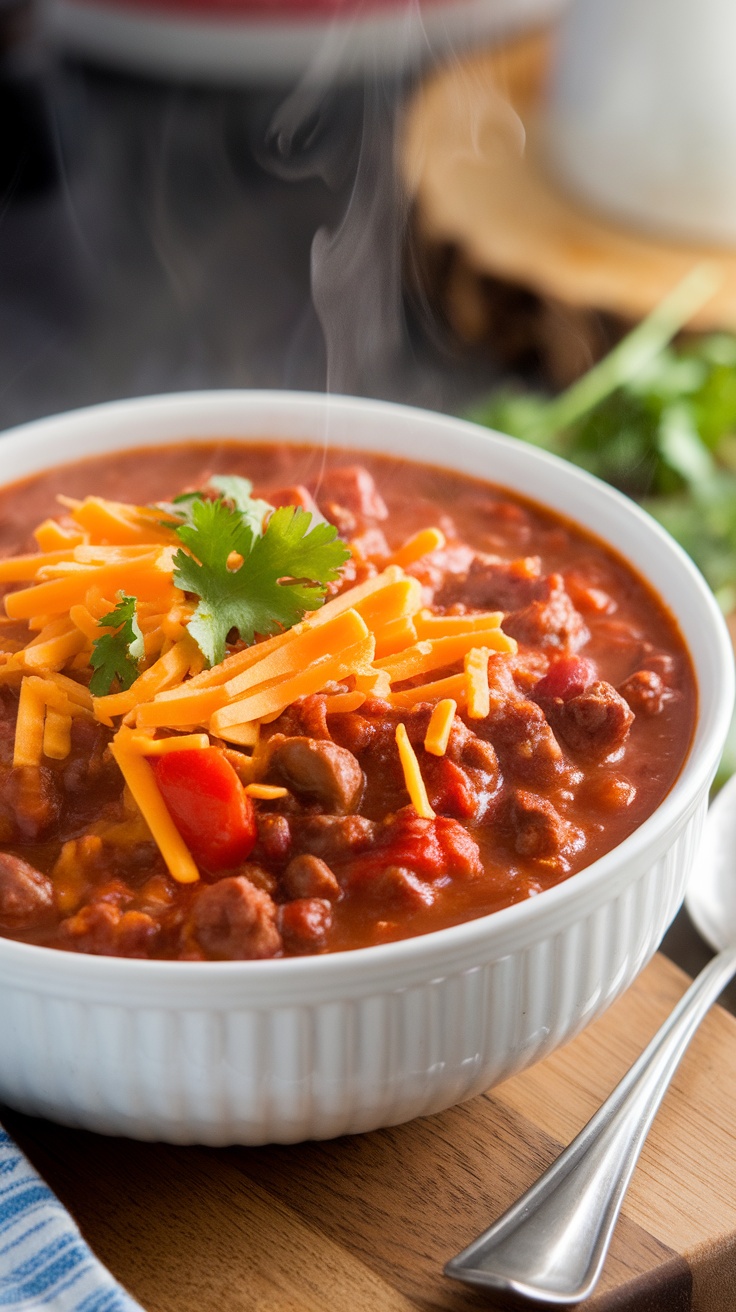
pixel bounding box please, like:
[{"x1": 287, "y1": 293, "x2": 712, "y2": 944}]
[{"x1": 152, "y1": 749, "x2": 257, "y2": 872}]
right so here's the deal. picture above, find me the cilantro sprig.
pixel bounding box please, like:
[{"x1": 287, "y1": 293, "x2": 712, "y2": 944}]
[
  {"x1": 170, "y1": 487, "x2": 350, "y2": 668},
  {"x1": 89, "y1": 593, "x2": 144, "y2": 696}
]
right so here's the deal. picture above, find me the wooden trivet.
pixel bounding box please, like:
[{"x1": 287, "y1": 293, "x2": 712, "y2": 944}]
[
  {"x1": 5, "y1": 951, "x2": 736, "y2": 1311},
  {"x1": 402, "y1": 33, "x2": 736, "y2": 386}
]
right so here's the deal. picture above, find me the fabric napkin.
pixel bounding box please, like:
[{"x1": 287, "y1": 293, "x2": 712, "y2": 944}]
[{"x1": 0, "y1": 1126, "x2": 144, "y2": 1311}]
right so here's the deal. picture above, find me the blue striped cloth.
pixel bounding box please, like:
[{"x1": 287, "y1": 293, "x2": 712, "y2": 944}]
[{"x1": 0, "y1": 1128, "x2": 144, "y2": 1311}]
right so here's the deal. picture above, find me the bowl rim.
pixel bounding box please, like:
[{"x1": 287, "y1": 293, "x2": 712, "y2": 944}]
[{"x1": 0, "y1": 388, "x2": 731, "y2": 992}]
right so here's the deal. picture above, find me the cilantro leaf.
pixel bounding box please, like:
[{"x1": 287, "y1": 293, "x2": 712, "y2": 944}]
[
  {"x1": 157, "y1": 476, "x2": 272, "y2": 537},
  {"x1": 208, "y1": 475, "x2": 272, "y2": 535},
  {"x1": 173, "y1": 498, "x2": 350, "y2": 667},
  {"x1": 89, "y1": 593, "x2": 144, "y2": 696}
]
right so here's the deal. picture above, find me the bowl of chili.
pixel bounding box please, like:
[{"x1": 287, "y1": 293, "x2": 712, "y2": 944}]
[{"x1": 0, "y1": 390, "x2": 730, "y2": 1144}]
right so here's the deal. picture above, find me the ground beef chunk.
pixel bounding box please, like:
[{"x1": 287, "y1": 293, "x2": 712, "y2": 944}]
[
  {"x1": 504, "y1": 574, "x2": 590, "y2": 652},
  {"x1": 360, "y1": 866, "x2": 436, "y2": 910},
  {"x1": 61, "y1": 718, "x2": 117, "y2": 795},
  {"x1": 316, "y1": 465, "x2": 388, "y2": 523},
  {"x1": 279, "y1": 898, "x2": 332, "y2": 952},
  {"x1": 269, "y1": 736, "x2": 364, "y2": 813},
  {"x1": 550, "y1": 681, "x2": 634, "y2": 759},
  {"x1": 282, "y1": 854, "x2": 340, "y2": 901},
  {"x1": 191, "y1": 877, "x2": 282, "y2": 960},
  {"x1": 506, "y1": 790, "x2": 569, "y2": 859},
  {"x1": 6, "y1": 765, "x2": 61, "y2": 839},
  {"x1": 268, "y1": 695, "x2": 332, "y2": 742},
  {"x1": 438, "y1": 553, "x2": 546, "y2": 611},
  {"x1": 619, "y1": 669, "x2": 669, "y2": 717},
  {"x1": 293, "y1": 814, "x2": 377, "y2": 864},
  {"x1": 472, "y1": 659, "x2": 568, "y2": 787},
  {"x1": 0, "y1": 852, "x2": 54, "y2": 929},
  {"x1": 59, "y1": 903, "x2": 159, "y2": 957}
]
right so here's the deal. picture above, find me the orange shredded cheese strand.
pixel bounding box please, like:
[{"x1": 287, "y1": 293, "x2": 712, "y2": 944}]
[
  {"x1": 33, "y1": 520, "x2": 86, "y2": 552},
  {"x1": 125, "y1": 732, "x2": 211, "y2": 755},
  {"x1": 373, "y1": 616, "x2": 418, "y2": 660},
  {"x1": 210, "y1": 635, "x2": 376, "y2": 732},
  {"x1": 465, "y1": 648, "x2": 491, "y2": 719},
  {"x1": 355, "y1": 577, "x2": 423, "y2": 631},
  {"x1": 413, "y1": 610, "x2": 503, "y2": 638},
  {"x1": 424, "y1": 699, "x2": 457, "y2": 756},
  {"x1": 354, "y1": 668, "x2": 392, "y2": 698},
  {"x1": 22, "y1": 629, "x2": 88, "y2": 672},
  {"x1": 323, "y1": 691, "x2": 366, "y2": 714},
  {"x1": 213, "y1": 721, "x2": 261, "y2": 748},
  {"x1": 390, "y1": 672, "x2": 467, "y2": 709},
  {"x1": 92, "y1": 639, "x2": 197, "y2": 723},
  {"x1": 45, "y1": 672, "x2": 93, "y2": 709},
  {"x1": 391, "y1": 527, "x2": 445, "y2": 569},
  {"x1": 244, "y1": 783, "x2": 289, "y2": 800},
  {"x1": 183, "y1": 567, "x2": 411, "y2": 693},
  {"x1": 135, "y1": 684, "x2": 228, "y2": 730},
  {"x1": 13, "y1": 677, "x2": 46, "y2": 767},
  {"x1": 395, "y1": 723, "x2": 435, "y2": 819},
  {"x1": 68, "y1": 604, "x2": 103, "y2": 642},
  {"x1": 26, "y1": 617, "x2": 72, "y2": 645},
  {"x1": 70, "y1": 497, "x2": 176, "y2": 546},
  {"x1": 43, "y1": 708, "x2": 72, "y2": 760},
  {"x1": 376, "y1": 627, "x2": 516, "y2": 683},
  {"x1": 4, "y1": 553, "x2": 168, "y2": 620},
  {"x1": 110, "y1": 731, "x2": 199, "y2": 884},
  {"x1": 0, "y1": 551, "x2": 80, "y2": 583},
  {"x1": 223, "y1": 609, "x2": 369, "y2": 701}
]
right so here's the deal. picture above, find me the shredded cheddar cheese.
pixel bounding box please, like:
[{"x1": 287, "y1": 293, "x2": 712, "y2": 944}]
[
  {"x1": 424, "y1": 699, "x2": 456, "y2": 756},
  {"x1": 395, "y1": 723, "x2": 435, "y2": 820},
  {"x1": 1, "y1": 490, "x2": 522, "y2": 885},
  {"x1": 391, "y1": 527, "x2": 445, "y2": 569},
  {"x1": 465, "y1": 647, "x2": 491, "y2": 719},
  {"x1": 110, "y1": 731, "x2": 199, "y2": 884}
]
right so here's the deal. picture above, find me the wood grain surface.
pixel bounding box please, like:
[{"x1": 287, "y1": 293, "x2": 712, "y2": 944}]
[{"x1": 5, "y1": 953, "x2": 736, "y2": 1312}]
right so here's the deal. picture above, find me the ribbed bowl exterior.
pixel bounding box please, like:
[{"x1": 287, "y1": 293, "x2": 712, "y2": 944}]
[
  {"x1": 0, "y1": 392, "x2": 729, "y2": 1144},
  {"x1": 0, "y1": 800, "x2": 705, "y2": 1144}
]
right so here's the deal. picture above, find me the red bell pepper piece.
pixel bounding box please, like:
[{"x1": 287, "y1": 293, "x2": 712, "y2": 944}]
[{"x1": 152, "y1": 748, "x2": 257, "y2": 872}]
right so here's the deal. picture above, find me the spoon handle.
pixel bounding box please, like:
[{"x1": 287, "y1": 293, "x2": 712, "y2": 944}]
[{"x1": 445, "y1": 944, "x2": 736, "y2": 1305}]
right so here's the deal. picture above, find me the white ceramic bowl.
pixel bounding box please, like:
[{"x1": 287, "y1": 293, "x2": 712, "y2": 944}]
[{"x1": 0, "y1": 391, "x2": 731, "y2": 1145}]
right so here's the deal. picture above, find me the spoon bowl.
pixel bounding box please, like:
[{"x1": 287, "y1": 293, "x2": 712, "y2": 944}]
[
  {"x1": 446, "y1": 769, "x2": 736, "y2": 1304},
  {"x1": 686, "y1": 771, "x2": 736, "y2": 953}
]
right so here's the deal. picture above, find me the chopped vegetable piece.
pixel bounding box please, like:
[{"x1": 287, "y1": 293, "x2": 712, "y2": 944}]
[
  {"x1": 172, "y1": 497, "x2": 350, "y2": 667},
  {"x1": 110, "y1": 735, "x2": 200, "y2": 884},
  {"x1": 151, "y1": 748, "x2": 257, "y2": 871},
  {"x1": 89, "y1": 593, "x2": 144, "y2": 696}
]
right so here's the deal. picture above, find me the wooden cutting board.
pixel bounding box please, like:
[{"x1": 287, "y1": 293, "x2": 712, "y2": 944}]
[{"x1": 5, "y1": 951, "x2": 736, "y2": 1312}]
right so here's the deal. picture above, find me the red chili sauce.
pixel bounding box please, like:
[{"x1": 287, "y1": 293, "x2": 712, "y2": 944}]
[{"x1": 0, "y1": 442, "x2": 697, "y2": 959}]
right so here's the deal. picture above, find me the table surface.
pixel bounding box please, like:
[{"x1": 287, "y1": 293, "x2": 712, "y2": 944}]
[{"x1": 0, "y1": 36, "x2": 729, "y2": 1312}]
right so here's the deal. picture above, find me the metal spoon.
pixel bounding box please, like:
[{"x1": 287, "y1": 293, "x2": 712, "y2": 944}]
[{"x1": 444, "y1": 773, "x2": 736, "y2": 1305}]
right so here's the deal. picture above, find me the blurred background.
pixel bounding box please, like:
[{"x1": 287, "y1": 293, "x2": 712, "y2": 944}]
[{"x1": 4, "y1": 0, "x2": 736, "y2": 974}]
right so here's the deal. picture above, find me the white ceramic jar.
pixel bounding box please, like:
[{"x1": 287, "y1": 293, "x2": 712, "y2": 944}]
[
  {"x1": 0, "y1": 391, "x2": 730, "y2": 1144},
  {"x1": 545, "y1": 0, "x2": 736, "y2": 246}
]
